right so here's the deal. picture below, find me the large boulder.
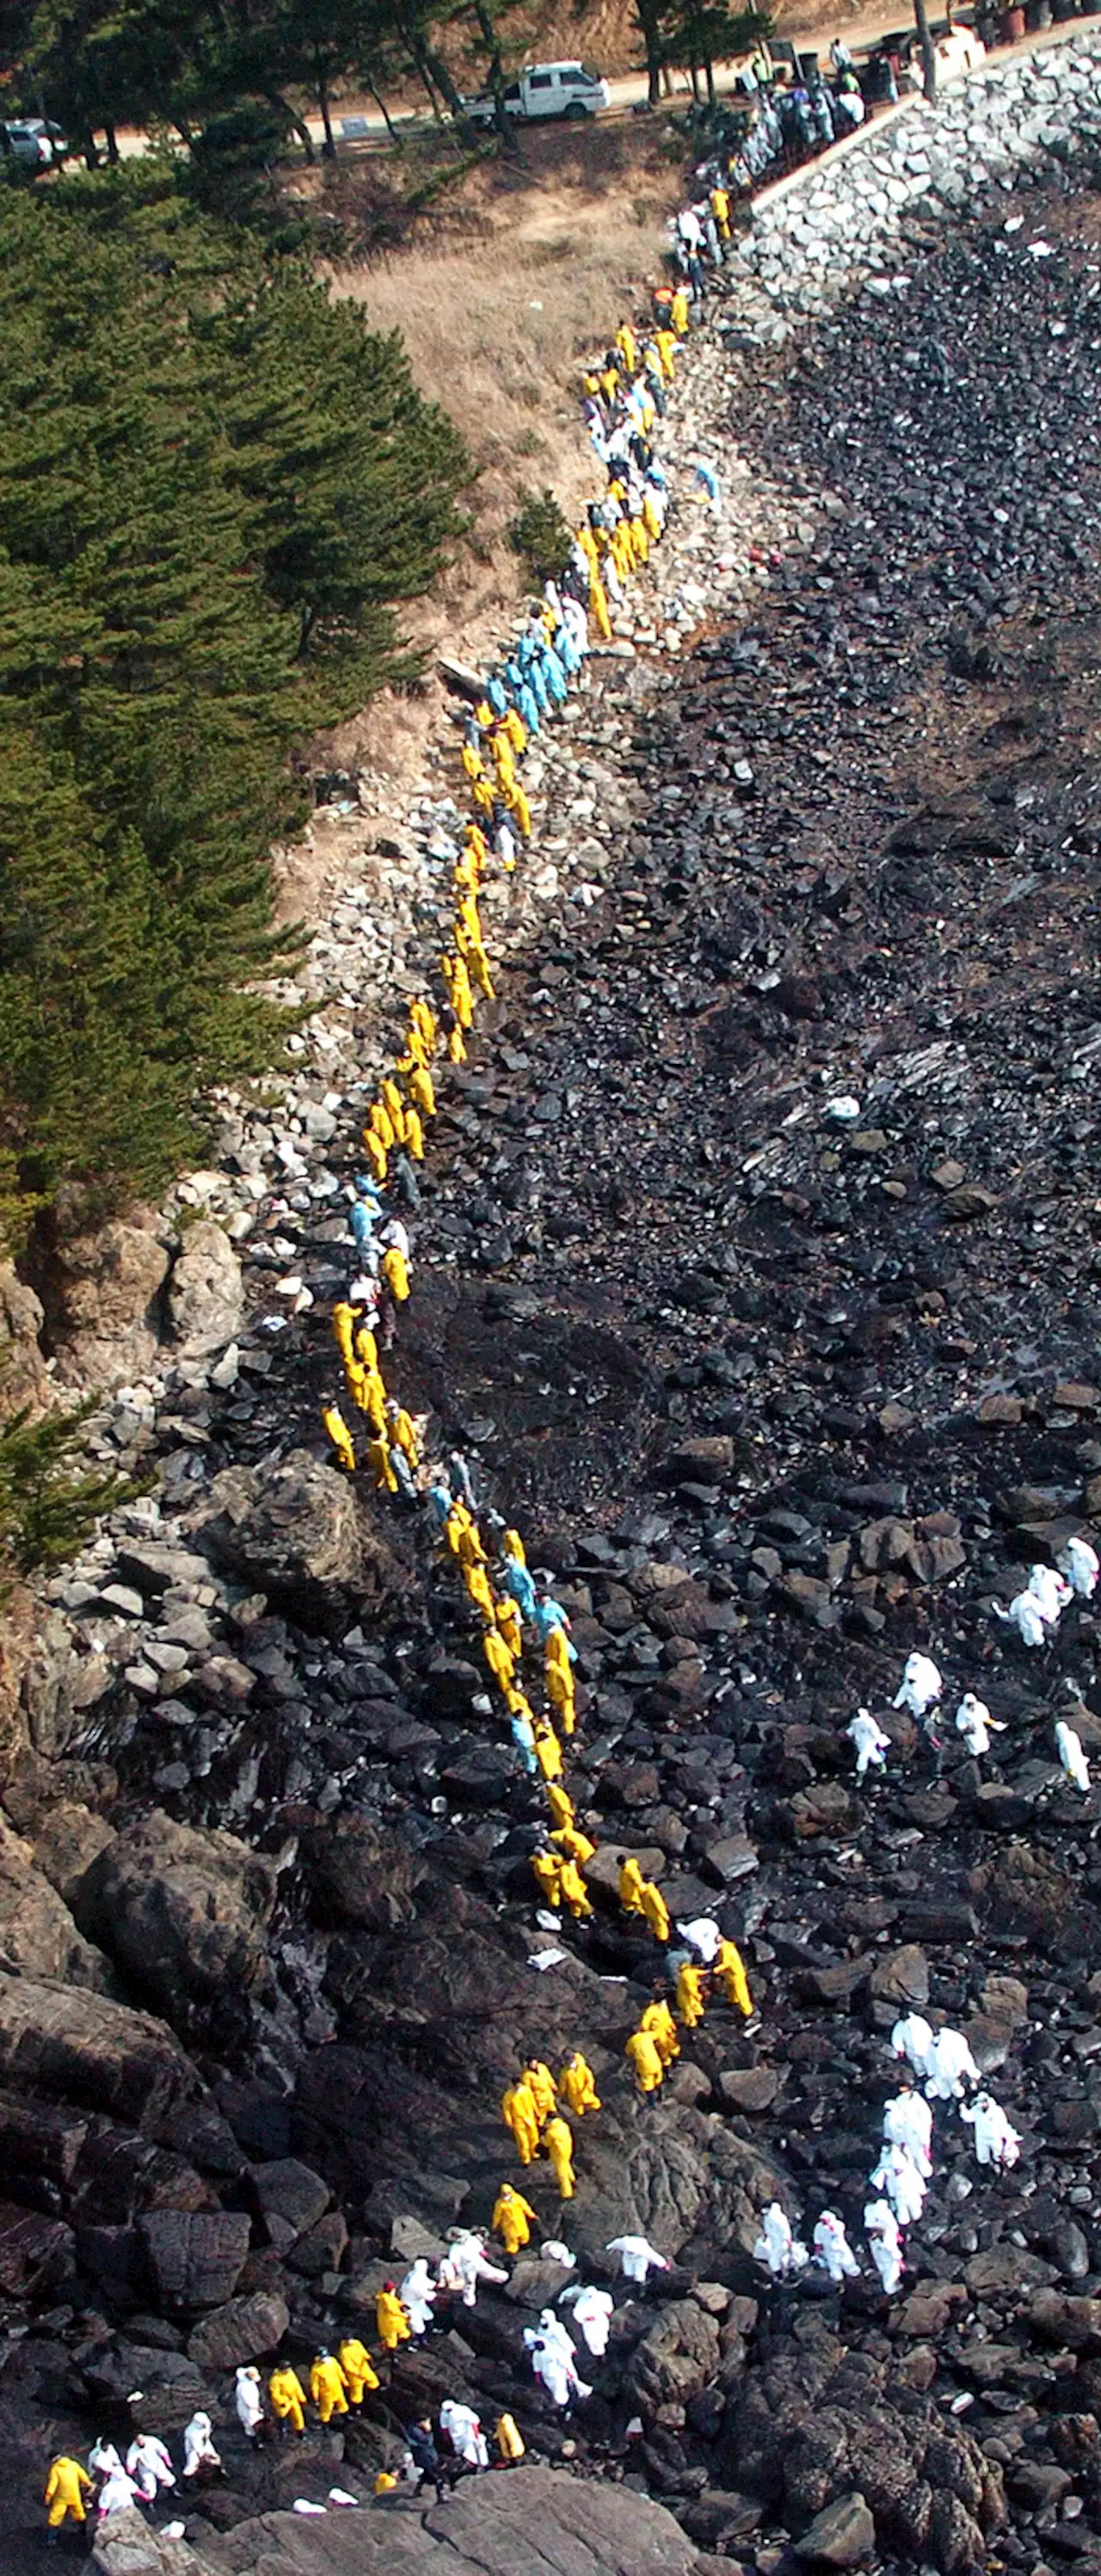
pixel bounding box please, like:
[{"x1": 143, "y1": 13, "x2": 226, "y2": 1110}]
[
  {"x1": 138, "y1": 2209, "x2": 251, "y2": 2314},
  {"x1": 78, "y1": 1811, "x2": 277, "y2": 2030},
  {"x1": 0, "y1": 1815, "x2": 110, "y2": 1986},
  {"x1": 0, "y1": 1972, "x2": 197, "y2": 2127},
  {"x1": 300, "y1": 1812, "x2": 426, "y2": 1930},
  {"x1": 167, "y1": 1220, "x2": 243, "y2": 1357},
  {"x1": 47, "y1": 1213, "x2": 170, "y2": 1391},
  {"x1": 187, "y1": 2287, "x2": 290, "y2": 2369},
  {"x1": 91, "y1": 2463, "x2": 703, "y2": 2575},
  {"x1": 0, "y1": 1260, "x2": 49, "y2": 1422},
  {"x1": 194, "y1": 1448, "x2": 401, "y2": 1631}
]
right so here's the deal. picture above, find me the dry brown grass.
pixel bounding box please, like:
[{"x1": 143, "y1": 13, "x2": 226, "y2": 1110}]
[{"x1": 309, "y1": 120, "x2": 683, "y2": 785}]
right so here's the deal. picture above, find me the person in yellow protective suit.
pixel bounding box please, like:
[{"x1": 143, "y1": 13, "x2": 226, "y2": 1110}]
[
  {"x1": 338, "y1": 2336, "x2": 380, "y2": 2404},
  {"x1": 501, "y1": 706, "x2": 526, "y2": 757},
  {"x1": 464, "y1": 821, "x2": 489, "y2": 864},
  {"x1": 576, "y1": 522, "x2": 599, "y2": 571},
  {"x1": 492, "y1": 2181, "x2": 538, "y2": 2253},
  {"x1": 655, "y1": 326, "x2": 677, "y2": 383},
  {"x1": 641, "y1": 1996, "x2": 680, "y2": 2066},
  {"x1": 643, "y1": 489, "x2": 661, "y2": 545},
  {"x1": 532, "y1": 1715, "x2": 563, "y2": 1783},
  {"x1": 616, "y1": 320, "x2": 637, "y2": 373},
  {"x1": 460, "y1": 741, "x2": 484, "y2": 783},
  {"x1": 465, "y1": 1562, "x2": 495, "y2": 1622},
  {"x1": 502, "y1": 1526, "x2": 526, "y2": 1566},
  {"x1": 366, "y1": 1433, "x2": 397, "y2": 1494},
  {"x1": 403, "y1": 1104, "x2": 425, "y2": 1163},
  {"x1": 625, "y1": 2026, "x2": 665, "y2": 2093},
  {"x1": 716, "y1": 1935, "x2": 753, "y2": 2018},
  {"x1": 495, "y1": 1594, "x2": 522, "y2": 1659},
  {"x1": 376, "y1": 2283, "x2": 412, "y2": 2351},
  {"x1": 618, "y1": 1855, "x2": 646, "y2": 1916},
  {"x1": 543, "y1": 1779, "x2": 574, "y2": 1831},
  {"x1": 409, "y1": 1062, "x2": 436, "y2": 1122},
  {"x1": 269, "y1": 2363, "x2": 308, "y2": 2433},
  {"x1": 484, "y1": 1626, "x2": 516, "y2": 1693},
  {"x1": 356, "y1": 1368, "x2": 388, "y2": 1434},
  {"x1": 445, "y1": 1501, "x2": 471, "y2": 1557},
  {"x1": 504, "y1": 780, "x2": 532, "y2": 840},
  {"x1": 711, "y1": 181, "x2": 730, "y2": 240},
  {"x1": 525, "y1": 2059, "x2": 557, "y2": 2124},
  {"x1": 457, "y1": 890, "x2": 483, "y2": 945},
  {"x1": 639, "y1": 1878, "x2": 670, "y2": 1943},
  {"x1": 630, "y1": 513, "x2": 649, "y2": 567},
  {"x1": 492, "y1": 735, "x2": 515, "y2": 790},
  {"x1": 676, "y1": 1959, "x2": 705, "y2": 2027},
  {"x1": 471, "y1": 772, "x2": 496, "y2": 819},
  {"x1": 381, "y1": 1244, "x2": 409, "y2": 1305},
  {"x1": 464, "y1": 939, "x2": 495, "y2": 1001},
  {"x1": 446, "y1": 1012, "x2": 467, "y2": 1064},
  {"x1": 333, "y1": 1300, "x2": 357, "y2": 1366},
  {"x1": 44, "y1": 2456, "x2": 92, "y2": 2534},
  {"x1": 311, "y1": 2349, "x2": 349, "y2": 2424},
  {"x1": 380, "y1": 1078, "x2": 407, "y2": 1144},
  {"x1": 671, "y1": 286, "x2": 689, "y2": 335},
  {"x1": 495, "y1": 2412, "x2": 526, "y2": 2463},
  {"x1": 545, "y1": 1657, "x2": 575, "y2": 1736},
  {"x1": 411, "y1": 998, "x2": 437, "y2": 1054},
  {"x1": 552, "y1": 1822, "x2": 596, "y2": 1868},
  {"x1": 531, "y1": 1847, "x2": 563, "y2": 1908},
  {"x1": 322, "y1": 1405, "x2": 356, "y2": 1473},
  {"x1": 387, "y1": 1402, "x2": 419, "y2": 1468},
  {"x1": 447, "y1": 954, "x2": 474, "y2": 1030},
  {"x1": 559, "y1": 2050, "x2": 602, "y2": 2116},
  {"x1": 544, "y1": 1623, "x2": 572, "y2": 1678},
  {"x1": 354, "y1": 1320, "x2": 378, "y2": 1370},
  {"x1": 590, "y1": 572, "x2": 612, "y2": 642},
  {"x1": 600, "y1": 360, "x2": 619, "y2": 404},
  {"x1": 544, "y1": 2112, "x2": 575, "y2": 2198},
  {"x1": 363, "y1": 1126, "x2": 388, "y2": 1186},
  {"x1": 557, "y1": 1857, "x2": 592, "y2": 1920},
  {"x1": 455, "y1": 1514, "x2": 486, "y2": 1567},
  {"x1": 501, "y1": 2076, "x2": 540, "y2": 2164},
  {"x1": 370, "y1": 1099, "x2": 396, "y2": 1153}
]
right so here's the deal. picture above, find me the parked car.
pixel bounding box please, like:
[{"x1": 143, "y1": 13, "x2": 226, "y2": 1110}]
[
  {"x1": 463, "y1": 63, "x2": 611, "y2": 125},
  {"x1": 0, "y1": 117, "x2": 69, "y2": 170}
]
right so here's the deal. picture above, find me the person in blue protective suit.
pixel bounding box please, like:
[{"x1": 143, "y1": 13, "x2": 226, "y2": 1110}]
[
  {"x1": 540, "y1": 645, "x2": 568, "y2": 705},
  {"x1": 509, "y1": 1706, "x2": 538, "y2": 1774},
  {"x1": 554, "y1": 623, "x2": 581, "y2": 678},
  {"x1": 426, "y1": 1478, "x2": 452, "y2": 1530},
  {"x1": 532, "y1": 1592, "x2": 574, "y2": 1650},
  {"x1": 503, "y1": 1556, "x2": 538, "y2": 1620},
  {"x1": 486, "y1": 671, "x2": 508, "y2": 715},
  {"x1": 528, "y1": 658, "x2": 550, "y2": 714},
  {"x1": 349, "y1": 1199, "x2": 377, "y2": 1250}
]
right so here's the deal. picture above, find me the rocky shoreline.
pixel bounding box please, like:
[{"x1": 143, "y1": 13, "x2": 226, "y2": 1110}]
[{"x1": 3, "y1": 40, "x2": 1101, "y2": 2576}]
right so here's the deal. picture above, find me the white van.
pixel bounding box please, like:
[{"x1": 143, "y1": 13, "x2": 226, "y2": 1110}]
[{"x1": 464, "y1": 63, "x2": 612, "y2": 125}]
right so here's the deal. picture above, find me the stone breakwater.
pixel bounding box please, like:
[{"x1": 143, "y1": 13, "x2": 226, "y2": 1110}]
[{"x1": 725, "y1": 34, "x2": 1101, "y2": 341}]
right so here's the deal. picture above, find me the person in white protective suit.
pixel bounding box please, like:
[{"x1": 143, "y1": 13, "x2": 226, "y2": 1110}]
[
  {"x1": 955, "y1": 1693, "x2": 1005, "y2": 1758},
  {"x1": 868, "y1": 2143, "x2": 926, "y2": 2229},
  {"x1": 400, "y1": 2258, "x2": 439, "y2": 2337},
  {"x1": 89, "y1": 2441, "x2": 126, "y2": 2482},
  {"x1": 925, "y1": 2026, "x2": 979, "y2": 2100},
  {"x1": 1028, "y1": 1563, "x2": 1073, "y2": 1626},
  {"x1": 95, "y1": 2463, "x2": 142, "y2": 2519},
  {"x1": 126, "y1": 2435, "x2": 176, "y2": 2501},
  {"x1": 890, "y1": 2012, "x2": 934, "y2": 2078},
  {"x1": 864, "y1": 2198, "x2": 904, "y2": 2296},
  {"x1": 523, "y1": 2310, "x2": 592, "y2": 2407},
  {"x1": 182, "y1": 2413, "x2": 221, "y2": 2479},
  {"x1": 883, "y1": 2086, "x2": 933, "y2": 2176},
  {"x1": 960, "y1": 2090, "x2": 1022, "y2": 2170},
  {"x1": 1059, "y1": 1535, "x2": 1099, "y2": 1599},
  {"x1": 439, "y1": 2399, "x2": 489, "y2": 2468},
  {"x1": 1055, "y1": 1719, "x2": 1092, "y2": 1794},
  {"x1": 1000, "y1": 1587, "x2": 1052, "y2": 1647},
  {"x1": 753, "y1": 2204, "x2": 809, "y2": 2278},
  {"x1": 893, "y1": 1653, "x2": 942, "y2": 1719},
  {"x1": 813, "y1": 2212, "x2": 860, "y2": 2284},
  {"x1": 235, "y1": 2367, "x2": 264, "y2": 2441},
  {"x1": 606, "y1": 2235, "x2": 670, "y2": 2285},
  {"x1": 847, "y1": 1707, "x2": 890, "y2": 1780},
  {"x1": 559, "y1": 2280, "x2": 614, "y2": 2357},
  {"x1": 438, "y1": 2230, "x2": 508, "y2": 2308}
]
